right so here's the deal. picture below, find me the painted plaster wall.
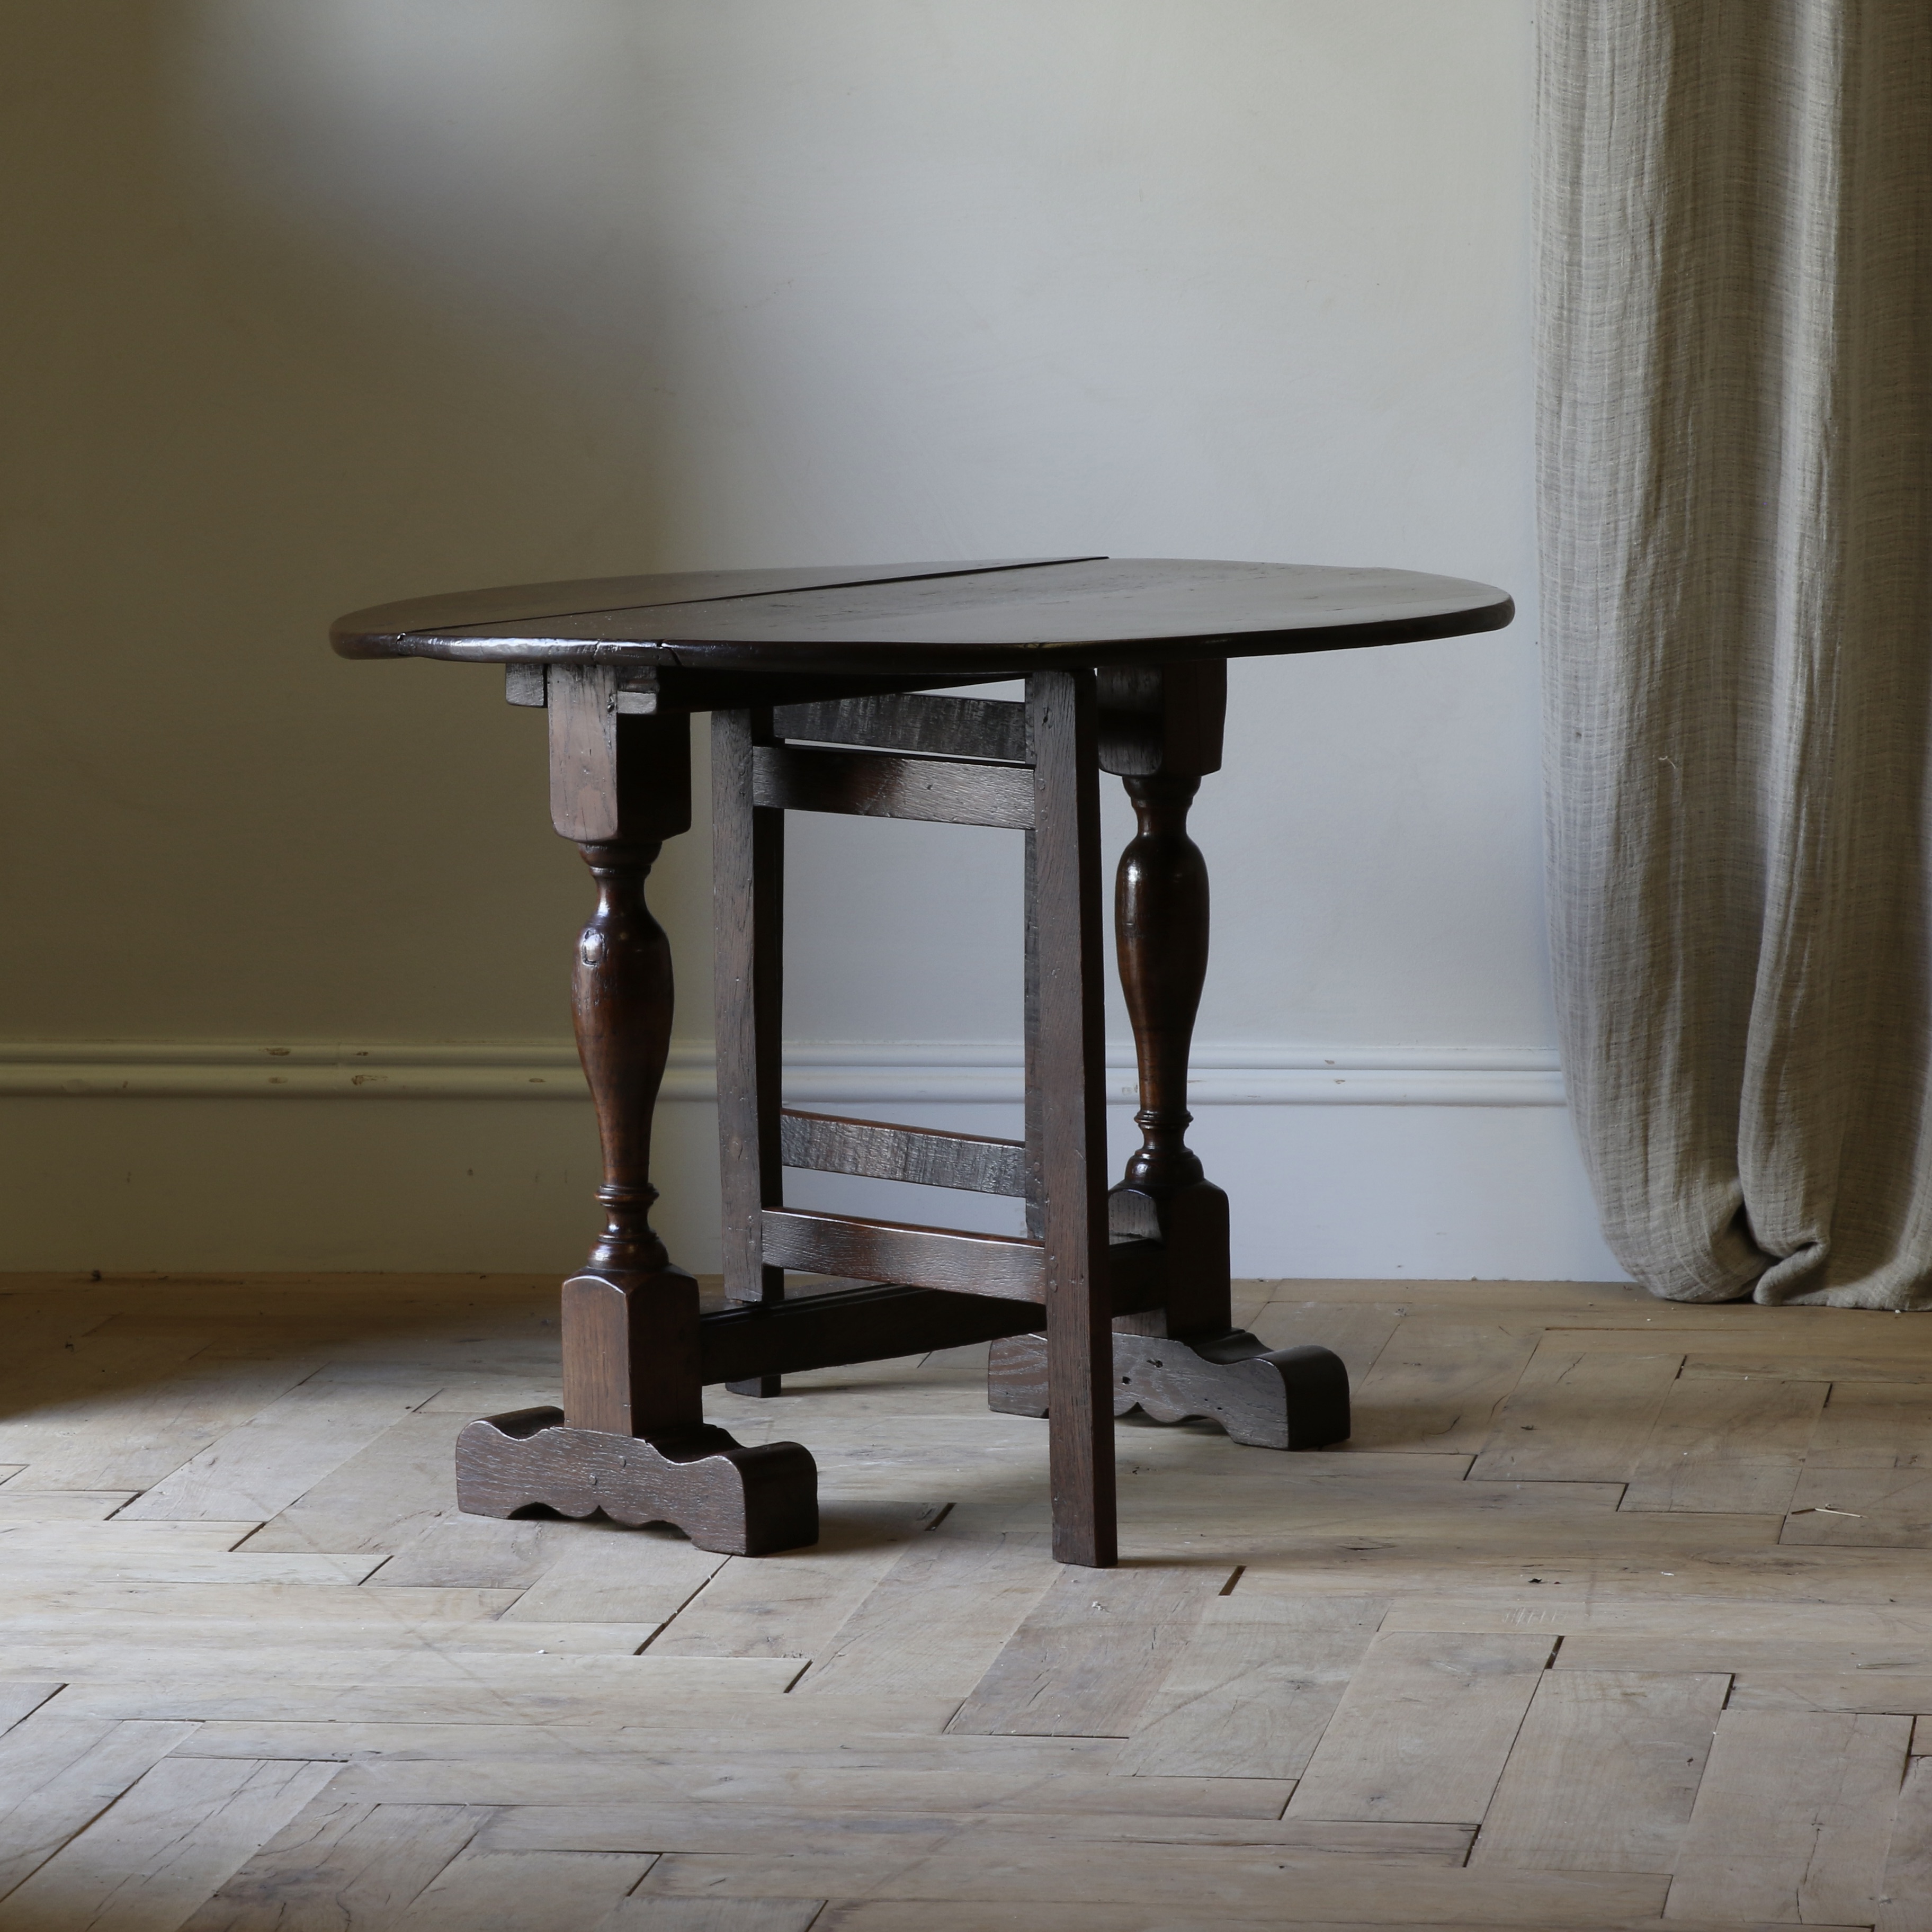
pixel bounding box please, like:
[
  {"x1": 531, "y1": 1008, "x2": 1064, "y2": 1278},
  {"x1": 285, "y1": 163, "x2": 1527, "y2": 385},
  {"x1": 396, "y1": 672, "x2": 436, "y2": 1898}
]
[{"x1": 0, "y1": 1, "x2": 1619, "y2": 1279}]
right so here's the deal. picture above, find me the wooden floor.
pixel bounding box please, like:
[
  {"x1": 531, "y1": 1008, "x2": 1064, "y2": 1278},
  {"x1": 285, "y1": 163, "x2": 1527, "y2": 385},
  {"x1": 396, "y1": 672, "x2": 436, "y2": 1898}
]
[{"x1": 0, "y1": 1274, "x2": 1928, "y2": 1931}]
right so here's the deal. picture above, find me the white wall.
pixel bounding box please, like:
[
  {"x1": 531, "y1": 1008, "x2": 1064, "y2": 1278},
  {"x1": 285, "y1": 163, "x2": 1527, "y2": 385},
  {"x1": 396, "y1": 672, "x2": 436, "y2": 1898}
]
[{"x1": 0, "y1": 1, "x2": 1623, "y2": 1281}]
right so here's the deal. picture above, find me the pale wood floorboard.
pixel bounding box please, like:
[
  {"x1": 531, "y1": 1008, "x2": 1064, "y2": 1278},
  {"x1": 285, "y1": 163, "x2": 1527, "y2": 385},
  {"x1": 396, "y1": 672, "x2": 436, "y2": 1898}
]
[
  {"x1": 1878, "y1": 1752, "x2": 1932, "y2": 1932},
  {"x1": 0, "y1": 1757, "x2": 337, "y2": 1932},
  {"x1": 0, "y1": 1720, "x2": 200, "y2": 1898},
  {"x1": 1332, "y1": 1317, "x2": 1542, "y2": 1453},
  {"x1": 797, "y1": 1531, "x2": 1058, "y2": 1698},
  {"x1": 1469, "y1": 1348, "x2": 1685, "y2": 1482},
  {"x1": 1110, "y1": 1592, "x2": 1385, "y2": 1780},
  {"x1": 0, "y1": 1685, "x2": 62, "y2": 1735},
  {"x1": 0, "y1": 1490, "x2": 138, "y2": 1519},
  {"x1": 122, "y1": 1370, "x2": 444, "y2": 1523},
  {"x1": 176, "y1": 1793, "x2": 488, "y2": 1930},
  {"x1": 1285, "y1": 1630, "x2": 1554, "y2": 1824},
  {"x1": 607, "y1": 1899, "x2": 822, "y2": 1932},
  {"x1": 1621, "y1": 1373, "x2": 1827, "y2": 1516},
  {"x1": 1470, "y1": 1669, "x2": 1729, "y2": 1872},
  {"x1": 1663, "y1": 1708, "x2": 1912, "y2": 1925},
  {"x1": 814, "y1": 1916, "x2": 1868, "y2": 1932},
  {"x1": 388, "y1": 1846, "x2": 656, "y2": 1930},
  {"x1": 0, "y1": 1271, "x2": 1927, "y2": 1925},
  {"x1": 946, "y1": 1563, "x2": 1228, "y2": 1736},
  {"x1": 2, "y1": 1352, "x2": 326, "y2": 1496},
  {"x1": 627, "y1": 1844, "x2": 1671, "y2": 1918},
  {"x1": 1685, "y1": 1352, "x2": 1932, "y2": 1384},
  {"x1": 477, "y1": 1799, "x2": 1472, "y2": 1859},
  {"x1": 330, "y1": 1755, "x2": 1298, "y2": 1818},
  {"x1": 1783, "y1": 1384, "x2": 1932, "y2": 1548}
]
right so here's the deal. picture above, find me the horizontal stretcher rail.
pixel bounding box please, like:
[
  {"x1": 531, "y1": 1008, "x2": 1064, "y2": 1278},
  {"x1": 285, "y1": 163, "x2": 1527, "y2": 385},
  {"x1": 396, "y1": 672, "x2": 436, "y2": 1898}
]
[
  {"x1": 760, "y1": 1209, "x2": 1046, "y2": 1299},
  {"x1": 758, "y1": 1208, "x2": 1168, "y2": 1311},
  {"x1": 772, "y1": 691, "x2": 1031, "y2": 764},
  {"x1": 779, "y1": 1108, "x2": 1028, "y2": 1197},
  {"x1": 699, "y1": 1280, "x2": 1046, "y2": 1384},
  {"x1": 752, "y1": 744, "x2": 1035, "y2": 829}
]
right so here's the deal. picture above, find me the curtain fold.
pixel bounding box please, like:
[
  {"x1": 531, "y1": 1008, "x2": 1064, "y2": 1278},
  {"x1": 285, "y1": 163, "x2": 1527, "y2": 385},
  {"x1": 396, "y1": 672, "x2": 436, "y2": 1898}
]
[{"x1": 1539, "y1": 1, "x2": 1932, "y2": 1304}]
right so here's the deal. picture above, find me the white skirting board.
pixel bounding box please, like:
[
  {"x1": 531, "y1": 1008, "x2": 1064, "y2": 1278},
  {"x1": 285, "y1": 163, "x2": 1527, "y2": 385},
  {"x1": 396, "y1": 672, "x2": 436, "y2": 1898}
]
[{"x1": 0, "y1": 1042, "x2": 1626, "y2": 1281}]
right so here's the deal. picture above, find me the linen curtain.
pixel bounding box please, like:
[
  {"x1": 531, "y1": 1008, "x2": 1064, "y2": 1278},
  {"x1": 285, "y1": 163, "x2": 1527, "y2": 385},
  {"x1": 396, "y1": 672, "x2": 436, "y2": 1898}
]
[{"x1": 1539, "y1": 2, "x2": 1932, "y2": 1305}]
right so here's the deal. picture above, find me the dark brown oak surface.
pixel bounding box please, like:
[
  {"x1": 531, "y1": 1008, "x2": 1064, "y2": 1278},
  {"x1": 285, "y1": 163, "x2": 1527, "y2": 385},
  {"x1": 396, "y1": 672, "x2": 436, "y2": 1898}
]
[
  {"x1": 335, "y1": 556, "x2": 1510, "y2": 1566},
  {"x1": 334, "y1": 557, "x2": 1513, "y2": 676},
  {"x1": 330, "y1": 558, "x2": 1088, "y2": 648}
]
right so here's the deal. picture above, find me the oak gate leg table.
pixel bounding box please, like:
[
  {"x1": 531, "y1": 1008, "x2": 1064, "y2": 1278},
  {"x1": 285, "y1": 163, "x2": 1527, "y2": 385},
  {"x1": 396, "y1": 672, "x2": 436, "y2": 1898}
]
[{"x1": 334, "y1": 558, "x2": 1511, "y2": 1568}]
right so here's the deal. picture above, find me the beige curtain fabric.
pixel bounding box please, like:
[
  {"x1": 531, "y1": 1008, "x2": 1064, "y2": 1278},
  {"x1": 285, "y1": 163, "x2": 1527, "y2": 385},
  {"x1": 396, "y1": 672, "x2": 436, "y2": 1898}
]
[{"x1": 1539, "y1": 2, "x2": 1932, "y2": 1305}]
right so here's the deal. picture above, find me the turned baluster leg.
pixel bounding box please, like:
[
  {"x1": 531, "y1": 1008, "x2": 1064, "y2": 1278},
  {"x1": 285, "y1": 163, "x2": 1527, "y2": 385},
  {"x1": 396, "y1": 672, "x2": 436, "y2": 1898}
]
[
  {"x1": 1115, "y1": 774, "x2": 1210, "y2": 1198},
  {"x1": 1101, "y1": 661, "x2": 1232, "y2": 1337},
  {"x1": 1104, "y1": 659, "x2": 1347, "y2": 1445},
  {"x1": 990, "y1": 658, "x2": 1348, "y2": 1451},
  {"x1": 538, "y1": 677, "x2": 704, "y2": 1431},
  {"x1": 573, "y1": 845, "x2": 674, "y2": 1285},
  {"x1": 561, "y1": 831, "x2": 703, "y2": 1433},
  {"x1": 455, "y1": 666, "x2": 817, "y2": 1553}
]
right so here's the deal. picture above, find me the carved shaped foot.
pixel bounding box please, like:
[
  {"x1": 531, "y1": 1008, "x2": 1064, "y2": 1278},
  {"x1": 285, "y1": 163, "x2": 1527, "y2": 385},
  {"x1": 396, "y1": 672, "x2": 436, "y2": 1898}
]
[
  {"x1": 455, "y1": 1406, "x2": 819, "y2": 1555},
  {"x1": 988, "y1": 1332, "x2": 1349, "y2": 1450}
]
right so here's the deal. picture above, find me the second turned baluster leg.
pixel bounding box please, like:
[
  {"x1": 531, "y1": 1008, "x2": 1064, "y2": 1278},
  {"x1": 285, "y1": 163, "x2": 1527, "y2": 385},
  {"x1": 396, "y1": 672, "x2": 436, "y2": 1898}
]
[
  {"x1": 1108, "y1": 763, "x2": 1232, "y2": 1338},
  {"x1": 1105, "y1": 659, "x2": 1347, "y2": 1447},
  {"x1": 991, "y1": 658, "x2": 1349, "y2": 1451}
]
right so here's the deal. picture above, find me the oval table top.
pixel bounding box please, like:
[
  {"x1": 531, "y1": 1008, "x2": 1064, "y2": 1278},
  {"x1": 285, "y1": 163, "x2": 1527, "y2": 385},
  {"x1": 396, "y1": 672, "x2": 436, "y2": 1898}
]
[{"x1": 333, "y1": 557, "x2": 1511, "y2": 680}]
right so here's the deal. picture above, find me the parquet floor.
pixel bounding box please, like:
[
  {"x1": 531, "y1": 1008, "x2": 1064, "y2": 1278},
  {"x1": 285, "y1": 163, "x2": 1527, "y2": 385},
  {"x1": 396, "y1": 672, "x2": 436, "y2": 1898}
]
[{"x1": 0, "y1": 1274, "x2": 1929, "y2": 1931}]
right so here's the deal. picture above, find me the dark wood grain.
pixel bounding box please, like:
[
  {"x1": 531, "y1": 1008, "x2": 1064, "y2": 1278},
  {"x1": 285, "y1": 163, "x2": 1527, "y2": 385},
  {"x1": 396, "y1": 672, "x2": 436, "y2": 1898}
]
[
  {"x1": 567, "y1": 831, "x2": 682, "y2": 1283},
  {"x1": 773, "y1": 692, "x2": 1030, "y2": 763},
  {"x1": 334, "y1": 557, "x2": 1431, "y2": 1567},
  {"x1": 779, "y1": 1110, "x2": 1028, "y2": 1197},
  {"x1": 333, "y1": 558, "x2": 1089, "y2": 656},
  {"x1": 758, "y1": 1210, "x2": 1047, "y2": 1302},
  {"x1": 559, "y1": 1271, "x2": 701, "y2": 1435},
  {"x1": 547, "y1": 672, "x2": 695, "y2": 845},
  {"x1": 700, "y1": 1283, "x2": 1044, "y2": 1385},
  {"x1": 987, "y1": 1330, "x2": 1350, "y2": 1450},
  {"x1": 1104, "y1": 768, "x2": 1233, "y2": 1330},
  {"x1": 336, "y1": 558, "x2": 1513, "y2": 675},
  {"x1": 1028, "y1": 669, "x2": 1116, "y2": 1569},
  {"x1": 1022, "y1": 827, "x2": 1044, "y2": 1243},
  {"x1": 1106, "y1": 660, "x2": 1219, "y2": 1202},
  {"x1": 1115, "y1": 1179, "x2": 1233, "y2": 1340},
  {"x1": 555, "y1": 710, "x2": 704, "y2": 1439},
  {"x1": 712, "y1": 711, "x2": 785, "y2": 1308},
  {"x1": 1095, "y1": 1236, "x2": 1167, "y2": 1316},
  {"x1": 1113, "y1": 774, "x2": 1210, "y2": 1195},
  {"x1": 613, "y1": 667, "x2": 1017, "y2": 718},
  {"x1": 697, "y1": 1251, "x2": 1169, "y2": 1387},
  {"x1": 752, "y1": 745, "x2": 1035, "y2": 829},
  {"x1": 507, "y1": 694, "x2": 809, "y2": 1541},
  {"x1": 1101, "y1": 659, "x2": 1232, "y2": 1342},
  {"x1": 547, "y1": 666, "x2": 622, "y2": 842},
  {"x1": 454, "y1": 1407, "x2": 818, "y2": 1557},
  {"x1": 1097, "y1": 659, "x2": 1227, "y2": 778}
]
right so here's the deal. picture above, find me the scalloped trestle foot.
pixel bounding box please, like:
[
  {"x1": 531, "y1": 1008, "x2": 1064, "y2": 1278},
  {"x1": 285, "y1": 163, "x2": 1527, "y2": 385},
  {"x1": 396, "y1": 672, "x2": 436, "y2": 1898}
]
[
  {"x1": 987, "y1": 1332, "x2": 1349, "y2": 1450},
  {"x1": 454, "y1": 1405, "x2": 819, "y2": 1555}
]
